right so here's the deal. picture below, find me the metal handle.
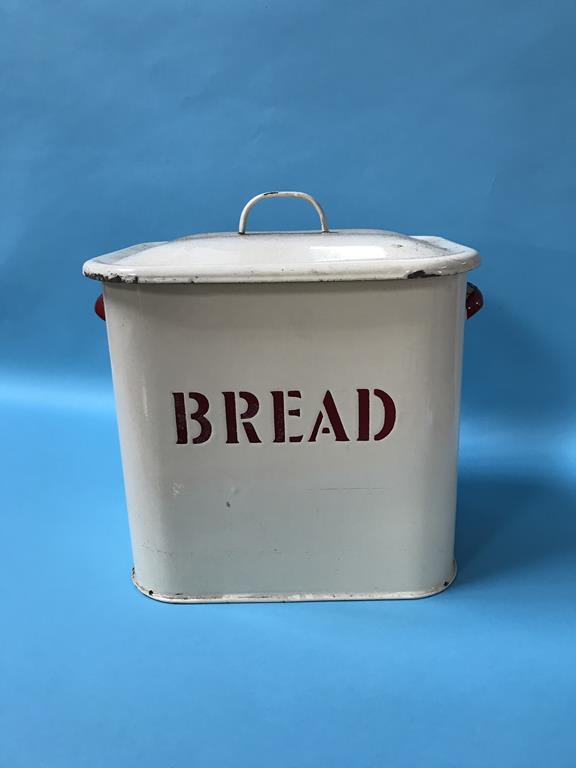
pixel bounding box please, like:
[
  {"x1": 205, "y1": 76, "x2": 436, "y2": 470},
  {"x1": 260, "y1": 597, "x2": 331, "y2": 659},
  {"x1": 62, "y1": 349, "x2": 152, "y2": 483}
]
[{"x1": 238, "y1": 191, "x2": 329, "y2": 234}]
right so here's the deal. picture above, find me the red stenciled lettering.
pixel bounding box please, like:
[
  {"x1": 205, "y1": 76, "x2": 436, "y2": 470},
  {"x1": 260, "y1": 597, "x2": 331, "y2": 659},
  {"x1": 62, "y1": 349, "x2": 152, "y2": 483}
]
[
  {"x1": 308, "y1": 390, "x2": 349, "y2": 443},
  {"x1": 174, "y1": 387, "x2": 395, "y2": 445},
  {"x1": 271, "y1": 390, "x2": 303, "y2": 443},
  {"x1": 287, "y1": 390, "x2": 303, "y2": 443},
  {"x1": 172, "y1": 392, "x2": 188, "y2": 444},
  {"x1": 271, "y1": 391, "x2": 285, "y2": 443},
  {"x1": 373, "y1": 389, "x2": 396, "y2": 440},
  {"x1": 189, "y1": 392, "x2": 212, "y2": 444},
  {"x1": 223, "y1": 391, "x2": 262, "y2": 444},
  {"x1": 357, "y1": 388, "x2": 396, "y2": 440},
  {"x1": 357, "y1": 388, "x2": 370, "y2": 441}
]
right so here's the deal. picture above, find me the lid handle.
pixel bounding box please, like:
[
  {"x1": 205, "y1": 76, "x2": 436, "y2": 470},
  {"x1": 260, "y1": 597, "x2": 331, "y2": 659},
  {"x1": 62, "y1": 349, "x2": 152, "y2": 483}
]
[{"x1": 238, "y1": 191, "x2": 329, "y2": 234}]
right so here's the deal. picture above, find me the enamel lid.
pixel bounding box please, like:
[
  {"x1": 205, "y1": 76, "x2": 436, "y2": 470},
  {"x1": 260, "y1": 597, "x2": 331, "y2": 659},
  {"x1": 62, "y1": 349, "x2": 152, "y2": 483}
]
[{"x1": 83, "y1": 191, "x2": 480, "y2": 284}]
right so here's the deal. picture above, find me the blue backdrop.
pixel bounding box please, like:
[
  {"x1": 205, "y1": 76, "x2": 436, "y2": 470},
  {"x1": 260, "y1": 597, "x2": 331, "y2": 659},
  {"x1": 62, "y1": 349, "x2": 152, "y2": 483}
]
[{"x1": 2, "y1": 1, "x2": 576, "y2": 766}]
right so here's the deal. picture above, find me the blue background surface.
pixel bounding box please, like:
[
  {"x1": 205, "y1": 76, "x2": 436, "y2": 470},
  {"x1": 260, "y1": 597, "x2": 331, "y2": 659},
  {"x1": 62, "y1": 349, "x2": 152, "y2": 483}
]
[{"x1": 2, "y1": 1, "x2": 576, "y2": 765}]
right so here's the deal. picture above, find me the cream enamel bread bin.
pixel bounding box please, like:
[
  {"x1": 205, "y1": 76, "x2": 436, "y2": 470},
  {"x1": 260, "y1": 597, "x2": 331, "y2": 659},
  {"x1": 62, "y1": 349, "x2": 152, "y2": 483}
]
[{"x1": 84, "y1": 191, "x2": 482, "y2": 603}]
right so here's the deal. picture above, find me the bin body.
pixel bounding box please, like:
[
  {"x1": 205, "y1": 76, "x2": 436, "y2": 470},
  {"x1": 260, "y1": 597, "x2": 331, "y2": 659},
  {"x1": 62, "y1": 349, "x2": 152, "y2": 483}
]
[
  {"x1": 85, "y1": 191, "x2": 481, "y2": 602},
  {"x1": 103, "y1": 274, "x2": 467, "y2": 601}
]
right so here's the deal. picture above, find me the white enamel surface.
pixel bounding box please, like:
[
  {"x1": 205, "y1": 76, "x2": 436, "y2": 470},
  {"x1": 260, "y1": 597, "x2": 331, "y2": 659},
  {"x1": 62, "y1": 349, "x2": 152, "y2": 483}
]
[
  {"x1": 84, "y1": 230, "x2": 479, "y2": 283},
  {"x1": 103, "y1": 275, "x2": 468, "y2": 600}
]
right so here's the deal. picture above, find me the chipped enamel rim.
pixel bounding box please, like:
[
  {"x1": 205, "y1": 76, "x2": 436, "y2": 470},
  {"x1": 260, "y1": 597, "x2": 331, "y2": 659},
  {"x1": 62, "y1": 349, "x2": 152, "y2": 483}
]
[{"x1": 83, "y1": 231, "x2": 480, "y2": 284}]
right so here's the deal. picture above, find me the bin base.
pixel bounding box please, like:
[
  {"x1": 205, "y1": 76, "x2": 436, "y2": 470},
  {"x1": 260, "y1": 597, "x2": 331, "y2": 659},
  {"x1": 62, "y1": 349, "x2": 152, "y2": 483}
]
[{"x1": 131, "y1": 561, "x2": 457, "y2": 604}]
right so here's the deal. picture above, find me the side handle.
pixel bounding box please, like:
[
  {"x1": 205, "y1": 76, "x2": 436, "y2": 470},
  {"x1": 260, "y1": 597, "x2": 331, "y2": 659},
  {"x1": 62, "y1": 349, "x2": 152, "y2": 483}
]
[
  {"x1": 466, "y1": 283, "x2": 483, "y2": 319},
  {"x1": 95, "y1": 294, "x2": 106, "y2": 321}
]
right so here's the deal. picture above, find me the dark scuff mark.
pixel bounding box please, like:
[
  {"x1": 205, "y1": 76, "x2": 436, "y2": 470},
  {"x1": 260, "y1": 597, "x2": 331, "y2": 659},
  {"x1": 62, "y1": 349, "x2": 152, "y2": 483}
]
[
  {"x1": 84, "y1": 272, "x2": 139, "y2": 283},
  {"x1": 407, "y1": 270, "x2": 435, "y2": 279}
]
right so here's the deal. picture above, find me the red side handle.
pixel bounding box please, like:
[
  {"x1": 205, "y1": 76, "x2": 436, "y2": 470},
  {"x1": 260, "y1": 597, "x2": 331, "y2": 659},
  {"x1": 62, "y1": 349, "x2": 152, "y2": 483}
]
[
  {"x1": 95, "y1": 294, "x2": 106, "y2": 321},
  {"x1": 466, "y1": 283, "x2": 483, "y2": 319}
]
